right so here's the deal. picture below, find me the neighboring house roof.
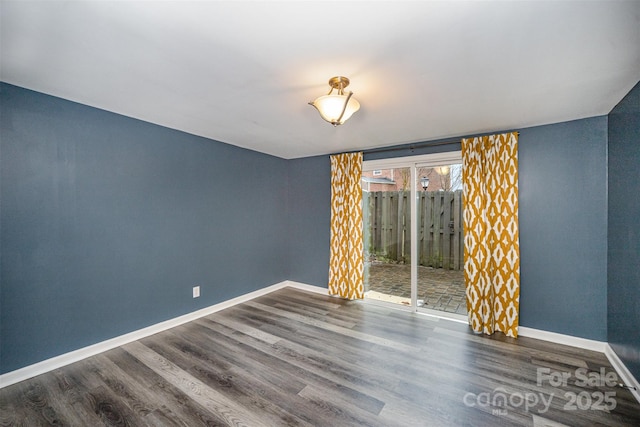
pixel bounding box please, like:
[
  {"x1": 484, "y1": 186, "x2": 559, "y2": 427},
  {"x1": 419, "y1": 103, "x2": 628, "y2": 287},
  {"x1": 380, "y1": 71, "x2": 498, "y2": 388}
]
[{"x1": 361, "y1": 177, "x2": 396, "y2": 185}]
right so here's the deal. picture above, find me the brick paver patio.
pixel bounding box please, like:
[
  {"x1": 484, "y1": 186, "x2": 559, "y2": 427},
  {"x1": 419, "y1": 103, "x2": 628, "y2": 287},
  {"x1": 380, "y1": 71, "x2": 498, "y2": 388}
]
[{"x1": 364, "y1": 262, "x2": 467, "y2": 315}]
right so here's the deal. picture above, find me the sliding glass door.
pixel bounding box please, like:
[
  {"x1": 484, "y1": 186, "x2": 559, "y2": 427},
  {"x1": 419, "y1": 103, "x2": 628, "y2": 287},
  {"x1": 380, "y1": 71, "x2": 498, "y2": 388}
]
[
  {"x1": 362, "y1": 167, "x2": 412, "y2": 306},
  {"x1": 415, "y1": 163, "x2": 466, "y2": 316},
  {"x1": 362, "y1": 153, "x2": 466, "y2": 319}
]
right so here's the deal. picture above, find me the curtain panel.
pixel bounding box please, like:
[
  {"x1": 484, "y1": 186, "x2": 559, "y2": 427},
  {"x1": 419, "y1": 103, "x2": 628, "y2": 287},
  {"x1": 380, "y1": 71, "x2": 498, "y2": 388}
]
[
  {"x1": 461, "y1": 132, "x2": 520, "y2": 337},
  {"x1": 328, "y1": 152, "x2": 364, "y2": 300}
]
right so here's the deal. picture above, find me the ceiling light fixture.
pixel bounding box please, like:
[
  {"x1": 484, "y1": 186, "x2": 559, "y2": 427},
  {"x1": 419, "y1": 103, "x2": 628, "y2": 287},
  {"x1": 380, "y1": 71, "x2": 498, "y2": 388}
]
[{"x1": 309, "y1": 76, "x2": 360, "y2": 126}]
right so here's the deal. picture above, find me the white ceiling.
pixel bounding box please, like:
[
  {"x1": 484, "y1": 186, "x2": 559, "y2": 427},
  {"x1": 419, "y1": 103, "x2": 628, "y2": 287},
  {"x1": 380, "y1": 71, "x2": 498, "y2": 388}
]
[{"x1": 2, "y1": 1, "x2": 639, "y2": 159}]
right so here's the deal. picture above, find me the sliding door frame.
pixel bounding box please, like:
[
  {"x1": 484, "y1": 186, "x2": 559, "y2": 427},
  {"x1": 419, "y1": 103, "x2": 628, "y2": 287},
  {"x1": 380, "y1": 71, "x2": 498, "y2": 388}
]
[{"x1": 362, "y1": 151, "x2": 464, "y2": 319}]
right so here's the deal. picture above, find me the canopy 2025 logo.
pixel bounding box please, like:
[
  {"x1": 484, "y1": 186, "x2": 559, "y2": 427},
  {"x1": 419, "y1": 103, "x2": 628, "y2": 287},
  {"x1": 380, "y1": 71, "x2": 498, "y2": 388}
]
[{"x1": 462, "y1": 367, "x2": 618, "y2": 415}]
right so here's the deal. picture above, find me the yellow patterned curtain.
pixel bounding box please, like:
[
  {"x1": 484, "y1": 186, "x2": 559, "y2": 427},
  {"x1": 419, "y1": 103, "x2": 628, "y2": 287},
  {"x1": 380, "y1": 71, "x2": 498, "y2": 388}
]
[
  {"x1": 461, "y1": 132, "x2": 520, "y2": 337},
  {"x1": 328, "y1": 152, "x2": 364, "y2": 299}
]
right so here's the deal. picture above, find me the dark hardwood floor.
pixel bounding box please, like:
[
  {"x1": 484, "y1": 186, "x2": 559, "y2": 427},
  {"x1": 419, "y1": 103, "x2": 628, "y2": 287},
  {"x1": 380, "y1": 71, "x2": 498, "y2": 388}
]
[{"x1": 1, "y1": 287, "x2": 639, "y2": 426}]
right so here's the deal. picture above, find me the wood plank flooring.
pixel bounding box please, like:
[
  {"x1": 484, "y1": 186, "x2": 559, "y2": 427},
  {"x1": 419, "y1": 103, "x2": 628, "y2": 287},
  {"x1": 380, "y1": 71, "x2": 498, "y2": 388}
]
[{"x1": 1, "y1": 287, "x2": 639, "y2": 426}]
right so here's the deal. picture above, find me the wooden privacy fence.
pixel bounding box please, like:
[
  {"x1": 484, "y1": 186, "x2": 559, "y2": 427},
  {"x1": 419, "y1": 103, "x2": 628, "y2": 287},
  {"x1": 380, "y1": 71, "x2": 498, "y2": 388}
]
[{"x1": 363, "y1": 190, "x2": 464, "y2": 270}]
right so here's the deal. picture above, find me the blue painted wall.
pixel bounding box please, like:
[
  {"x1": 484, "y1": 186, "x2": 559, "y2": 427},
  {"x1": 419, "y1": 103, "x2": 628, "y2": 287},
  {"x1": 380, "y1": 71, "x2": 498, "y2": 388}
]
[
  {"x1": 0, "y1": 83, "x2": 289, "y2": 373},
  {"x1": 518, "y1": 117, "x2": 608, "y2": 340},
  {"x1": 608, "y1": 81, "x2": 640, "y2": 380},
  {"x1": 287, "y1": 155, "x2": 331, "y2": 287}
]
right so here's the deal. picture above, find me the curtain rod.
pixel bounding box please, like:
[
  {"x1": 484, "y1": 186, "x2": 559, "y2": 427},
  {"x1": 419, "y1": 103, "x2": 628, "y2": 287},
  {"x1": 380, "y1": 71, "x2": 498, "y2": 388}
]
[
  {"x1": 364, "y1": 138, "x2": 461, "y2": 155},
  {"x1": 363, "y1": 131, "x2": 519, "y2": 155}
]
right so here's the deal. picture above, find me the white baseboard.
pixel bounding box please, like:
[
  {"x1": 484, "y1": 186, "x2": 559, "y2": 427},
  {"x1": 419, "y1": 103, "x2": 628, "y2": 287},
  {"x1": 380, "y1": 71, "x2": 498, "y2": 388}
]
[
  {"x1": 605, "y1": 344, "x2": 640, "y2": 404},
  {"x1": 518, "y1": 326, "x2": 607, "y2": 353},
  {"x1": 0, "y1": 280, "x2": 327, "y2": 389},
  {"x1": 283, "y1": 280, "x2": 329, "y2": 295}
]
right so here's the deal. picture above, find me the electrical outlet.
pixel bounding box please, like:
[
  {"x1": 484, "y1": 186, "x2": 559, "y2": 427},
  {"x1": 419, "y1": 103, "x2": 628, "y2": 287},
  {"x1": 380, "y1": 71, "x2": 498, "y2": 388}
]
[{"x1": 193, "y1": 286, "x2": 200, "y2": 298}]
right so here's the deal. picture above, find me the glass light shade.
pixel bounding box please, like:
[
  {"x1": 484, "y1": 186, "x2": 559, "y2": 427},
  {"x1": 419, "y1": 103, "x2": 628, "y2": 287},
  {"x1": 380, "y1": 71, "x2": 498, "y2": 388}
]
[{"x1": 310, "y1": 94, "x2": 360, "y2": 125}]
